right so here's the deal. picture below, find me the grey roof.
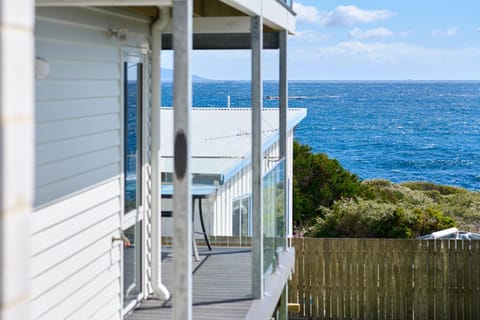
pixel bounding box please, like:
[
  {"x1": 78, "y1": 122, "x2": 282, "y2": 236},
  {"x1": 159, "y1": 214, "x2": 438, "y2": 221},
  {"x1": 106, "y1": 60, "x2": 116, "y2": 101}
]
[{"x1": 160, "y1": 107, "x2": 307, "y2": 182}]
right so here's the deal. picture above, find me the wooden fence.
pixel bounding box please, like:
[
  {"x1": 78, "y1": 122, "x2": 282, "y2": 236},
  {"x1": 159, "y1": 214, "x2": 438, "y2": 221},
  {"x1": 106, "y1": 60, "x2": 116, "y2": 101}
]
[{"x1": 288, "y1": 238, "x2": 480, "y2": 320}]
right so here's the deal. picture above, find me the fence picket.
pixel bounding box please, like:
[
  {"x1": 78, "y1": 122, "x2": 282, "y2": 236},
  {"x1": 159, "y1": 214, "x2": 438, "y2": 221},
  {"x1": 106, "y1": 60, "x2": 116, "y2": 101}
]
[
  {"x1": 427, "y1": 240, "x2": 440, "y2": 320},
  {"x1": 344, "y1": 239, "x2": 352, "y2": 320},
  {"x1": 306, "y1": 238, "x2": 312, "y2": 318},
  {"x1": 366, "y1": 239, "x2": 378, "y2": 320},
  {"x1": 448, "y1": 240, "x2": 456, "y2": 320},
  {"x1": 331, "y1": 240, "x2": 338, "y2": 320},
  {"x1": 315, "y1": 239, "x2": 325, "y2": 319},
  {"x1": 419, "y1": 240, "x2": 428, "y2": 319},
  {"x1": 405, "y1": 240, "x2": 415, "y2": 319},
  {"x1": 311, "y1": 238, "x2": 318, "y2": 320},
  {"x1": 385, "y1": 241, "x2": 393, "y2": 320},
  {"x1": 472, "y1": 241, "x2": 480, "y2": 319},
  {"x1": 298, "y1": 238, "x2": 305, "y2": 317},
  {"x1": 457, "y1": 240, "x2": 465, "y2": 320},
  {"x1": 351, "y1": 239, "x2": 359, "y2": 319},
  {"x1": 288, "y1": 238, "x2": 299, "y2": 315},
  {"x1": 412, "y1": 241, "x2": 423, "y2": 319}
]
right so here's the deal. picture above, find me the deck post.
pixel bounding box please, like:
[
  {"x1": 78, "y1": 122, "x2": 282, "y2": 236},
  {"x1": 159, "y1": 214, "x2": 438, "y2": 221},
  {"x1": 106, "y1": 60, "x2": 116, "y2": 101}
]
[
  {"x1": 251, "y1": 14, "x2": 264, "y2": 299},
  {"x1": 279, "y1": 30, "x2": 289, "y2": 319},
  {"x1": 0, "y1": 0, "x2": 34, "y2": 318},
  {"x1": 172, "y1": 0, "x2": 193, "y2": 319},
  {"x1": 279, "y1": 30, "x2": 289, "y2": 244}
]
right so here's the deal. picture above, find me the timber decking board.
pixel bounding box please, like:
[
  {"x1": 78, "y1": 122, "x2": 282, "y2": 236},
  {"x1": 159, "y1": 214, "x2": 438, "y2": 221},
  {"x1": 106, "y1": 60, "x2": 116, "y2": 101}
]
[{"x1": 126, "y1": 247, "x2": 254, "y2": 320}]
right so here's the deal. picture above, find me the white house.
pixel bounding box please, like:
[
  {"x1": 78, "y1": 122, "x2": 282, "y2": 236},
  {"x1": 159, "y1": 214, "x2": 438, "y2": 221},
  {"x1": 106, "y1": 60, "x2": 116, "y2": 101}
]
[
  {"x1": 0, "y1": 0, "x2": 297, "y2": 319},
  {"x1": 160, "y1": 107, "x2": 306, "y2": 239}
]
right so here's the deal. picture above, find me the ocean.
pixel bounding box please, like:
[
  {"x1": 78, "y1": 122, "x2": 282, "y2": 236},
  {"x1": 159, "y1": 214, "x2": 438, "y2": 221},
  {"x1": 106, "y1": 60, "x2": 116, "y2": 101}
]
[{"x1": 161, "y1": 81, "x2": 480, "y2": 191}]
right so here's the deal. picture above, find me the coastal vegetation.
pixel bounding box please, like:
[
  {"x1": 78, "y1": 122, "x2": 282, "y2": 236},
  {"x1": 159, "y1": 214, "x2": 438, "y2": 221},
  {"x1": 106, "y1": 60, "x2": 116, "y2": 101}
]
[{"x1": 293, "y1": 141, "x2": 480, "y2": 238}]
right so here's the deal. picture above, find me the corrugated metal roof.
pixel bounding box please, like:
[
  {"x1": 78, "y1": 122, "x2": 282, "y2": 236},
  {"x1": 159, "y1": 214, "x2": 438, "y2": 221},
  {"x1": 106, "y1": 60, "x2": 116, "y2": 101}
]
[
  {"x1": 160, "y1": 107, "x2": 307, "y2": 179},
  {"x1": 161, "y1": 157, "x2": 241, "y2": 176}
]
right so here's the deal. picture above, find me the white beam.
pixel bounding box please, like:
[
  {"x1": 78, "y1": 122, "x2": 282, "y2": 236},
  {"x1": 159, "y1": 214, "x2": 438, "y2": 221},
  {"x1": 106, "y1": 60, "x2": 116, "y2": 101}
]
[
  {"x1": 164, "y1": 17, "x2": 251, "y2": 34},
  {"x1": 172, "y1": 0, "x2": 192, "y2": 319},
  {"x1": 251, "y1": 14, "x2": 263, "y2": 300},
  {"x1": 219, "y1": 0, "x2": 295, "y2": 33},
  {"x1": 36, "y1": 0, "x2": 172, "y2": 6},
  {"x1": 0, "y1": 0, "x2": 34, "y2": 319}
]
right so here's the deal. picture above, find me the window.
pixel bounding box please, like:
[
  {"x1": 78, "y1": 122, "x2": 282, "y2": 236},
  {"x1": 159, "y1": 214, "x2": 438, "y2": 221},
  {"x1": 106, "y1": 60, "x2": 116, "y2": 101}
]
[
  {"x1": 232, "y1": 195, "x2": 251, "y2": 236},
  {"x1": 124, "y1": 61, "x2": 143, "y2": 214}
]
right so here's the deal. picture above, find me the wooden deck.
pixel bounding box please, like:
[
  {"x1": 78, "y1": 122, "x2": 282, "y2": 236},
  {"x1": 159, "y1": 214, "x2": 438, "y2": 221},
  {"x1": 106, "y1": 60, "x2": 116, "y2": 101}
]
[{"x1": 126, "y1": 246, "x2": 254, "y2": 320}]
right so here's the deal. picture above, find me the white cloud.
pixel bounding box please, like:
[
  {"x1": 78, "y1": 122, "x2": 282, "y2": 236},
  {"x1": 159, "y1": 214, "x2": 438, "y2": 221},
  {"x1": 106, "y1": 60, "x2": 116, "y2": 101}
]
[
  {"x1": 320, "y1": 5, "x2": 396, "y2": 27},
  {"x1": 350, "y1": 27, "x2": 394, "y2": 40},
  {"x1": 398, "y1": 30, "x2": 413, "y2": 37},
  {"x1": 296, "y1": 40, "x2": 480, "y2": 67},
  {"x1": 292, "y1": 2, "x2": 321, "y2": 24},
  {"x1": 289, "y1": 40, "x2": 480, "y2": 80},
  {"x1": 292, "y1": 30, "x2": 330, "y2": 43},
  {"x1": 432, "y1": 27, "x2": 459, "y2": 38}
]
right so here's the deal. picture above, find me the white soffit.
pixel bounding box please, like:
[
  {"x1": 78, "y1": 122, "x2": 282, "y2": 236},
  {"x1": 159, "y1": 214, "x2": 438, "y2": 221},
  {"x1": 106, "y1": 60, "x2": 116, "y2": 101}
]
[{"x1": 36, "y1": 0, "x2": 172, "y2": 6}]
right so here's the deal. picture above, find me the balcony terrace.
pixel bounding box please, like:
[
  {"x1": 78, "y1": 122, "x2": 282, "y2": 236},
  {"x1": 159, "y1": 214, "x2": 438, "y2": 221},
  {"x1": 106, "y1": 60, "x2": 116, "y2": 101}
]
[{"x1": 127, "y1": 238, "x2": 294, "y2": 320}]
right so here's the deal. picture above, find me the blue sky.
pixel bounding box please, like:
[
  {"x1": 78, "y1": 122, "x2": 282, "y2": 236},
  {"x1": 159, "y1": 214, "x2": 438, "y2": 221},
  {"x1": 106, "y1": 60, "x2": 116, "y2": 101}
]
[{"x1": 162, "y1": 1, "x2": 480, "y2": 80}]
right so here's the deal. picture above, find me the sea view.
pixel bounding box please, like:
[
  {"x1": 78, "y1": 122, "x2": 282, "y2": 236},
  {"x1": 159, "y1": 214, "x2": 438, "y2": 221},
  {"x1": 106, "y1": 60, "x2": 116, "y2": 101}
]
[{"x1": 163, "y1": 81, "x2": 480, "y2": 191}]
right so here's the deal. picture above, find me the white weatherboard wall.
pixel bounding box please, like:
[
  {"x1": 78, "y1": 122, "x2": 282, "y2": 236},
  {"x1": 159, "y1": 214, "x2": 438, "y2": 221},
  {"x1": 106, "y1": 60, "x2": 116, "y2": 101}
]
[
  {"x1": 159, "y1": 108, "x2": 305, "y2": 238},
  {"x1": 32, "y1": 7, "x2": 152, "y2": 319},
  {"x1": 161, "y1": 133, "x2": 295, "y2": 237},
  {"x1": 212, "y1": 132, "x2": 295, "y2": 236}
]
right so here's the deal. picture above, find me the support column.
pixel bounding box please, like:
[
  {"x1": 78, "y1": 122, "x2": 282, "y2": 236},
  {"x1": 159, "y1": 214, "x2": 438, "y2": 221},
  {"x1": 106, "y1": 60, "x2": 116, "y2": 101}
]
[
  {"x1": 279, "y1": 30, "x2": 289, "y2": 243},
  {"x1": 0, "y1": 0, "x2": 34, "y2": 319},
  {"x1": 251, "y1": 15, "x2": 263, "y2": 299},
  {"x1": 279, "y1": 30, "x2": 289, "y2": 319},
  {"x1": 172, "y1": 0, "x2": 193, "y2": 319}
]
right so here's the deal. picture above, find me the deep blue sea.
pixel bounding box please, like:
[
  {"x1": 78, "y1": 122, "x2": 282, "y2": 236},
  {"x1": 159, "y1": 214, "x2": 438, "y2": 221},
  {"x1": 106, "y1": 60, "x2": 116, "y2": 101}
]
[{"x1": 162, "y1": 81, "x2": 480, "y2": 191}]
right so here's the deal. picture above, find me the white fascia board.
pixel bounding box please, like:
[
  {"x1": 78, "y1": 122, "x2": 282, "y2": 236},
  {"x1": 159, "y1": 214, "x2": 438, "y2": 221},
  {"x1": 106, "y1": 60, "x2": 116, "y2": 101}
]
[
  {"x1": 219, "y1": 0, "x2": 295, "y2": 33},
  {"x1": 163, "y1": 16, "x2": 251, "y2": 34},
  {"x1": 218, "y1": 0, "x2": 261, "y2": 16},
  {"x1": 263, "y1": 0, "x2": 296, "y2": 34},
  {"x1": 36, "y1": 0, "x2": 172, "y2": 6}
]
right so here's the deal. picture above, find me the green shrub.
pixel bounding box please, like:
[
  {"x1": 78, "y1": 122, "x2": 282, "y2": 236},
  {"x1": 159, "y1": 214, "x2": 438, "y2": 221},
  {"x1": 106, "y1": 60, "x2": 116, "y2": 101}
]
[
  {"x1": 400, "y1": 181, "x2": 467, "y2": 195},
  {"x1": 310, "y1": 198, "x2": 456, "y2": 238},
  {"x1": 292, "y1": 141, "x2": 480, "y2": 237},
  {"x1": 293, "y1": 141, "x2": 363, "y2": 226}
]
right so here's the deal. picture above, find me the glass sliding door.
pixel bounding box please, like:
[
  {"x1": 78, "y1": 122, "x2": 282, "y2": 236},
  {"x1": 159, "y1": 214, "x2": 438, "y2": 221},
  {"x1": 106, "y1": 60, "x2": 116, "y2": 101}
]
[
  {"x1": 123, "y1": 222, "x2": 142, "y2": 307},
  {"x1": 122, "y1": 55, "x2": 145, "y2": 312}
]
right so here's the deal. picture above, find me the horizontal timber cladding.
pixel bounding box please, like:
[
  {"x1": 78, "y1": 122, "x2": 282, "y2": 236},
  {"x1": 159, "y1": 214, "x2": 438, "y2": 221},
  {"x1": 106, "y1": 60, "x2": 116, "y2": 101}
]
[
  {"x1": 32, "y1": 7, "x2": 151, "y2": 320},
  {"x1": 288, "y1": 238, "x2": 480, "y2": 320}
]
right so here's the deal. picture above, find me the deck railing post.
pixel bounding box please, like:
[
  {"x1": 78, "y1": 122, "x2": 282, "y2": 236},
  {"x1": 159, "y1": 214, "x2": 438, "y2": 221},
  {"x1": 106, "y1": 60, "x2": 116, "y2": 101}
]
[
  {"x1": 251, "y1": 14, "x2": 264, "y2": 299},
  {"x1": 172, "y1": 0, "x2": 193, "y2": 319},
  {"x1": 279, "y1": 29, "x2": 289, "y2": 320},
  {"x1": 279, "y1": 29, "x2": 289, "y2": 245}
]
